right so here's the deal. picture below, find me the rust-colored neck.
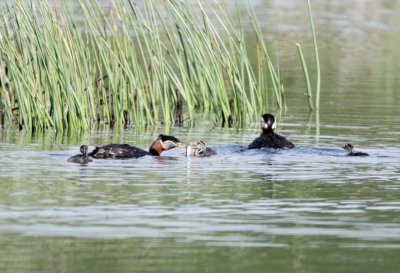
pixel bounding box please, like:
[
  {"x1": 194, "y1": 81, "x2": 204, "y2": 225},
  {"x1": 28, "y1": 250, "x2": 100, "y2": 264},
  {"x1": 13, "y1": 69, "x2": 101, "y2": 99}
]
[{"x1": 149, "y1": 139, "x2": 163, "y2": 156}]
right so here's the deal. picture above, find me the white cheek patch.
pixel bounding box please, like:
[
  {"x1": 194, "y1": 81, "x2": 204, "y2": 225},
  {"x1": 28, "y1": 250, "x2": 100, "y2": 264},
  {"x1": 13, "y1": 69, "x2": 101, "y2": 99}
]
[
  {"x1": 261, "y1": 119, "x2": 268, "y2": 129},
  {"x1": 271, "y1": 121, "x2": 276, "y2": 131}
]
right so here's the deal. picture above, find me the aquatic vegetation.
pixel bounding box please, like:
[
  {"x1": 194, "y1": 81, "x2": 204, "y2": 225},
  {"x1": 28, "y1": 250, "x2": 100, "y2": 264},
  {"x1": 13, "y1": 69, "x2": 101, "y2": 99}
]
[
  {"x1": 296, "y1": 43, "x2": 314, "y2": 111},
  {"x1": 307, "y1": 0, "x2": 321, "y2": 111},
  {"x1": 0, "y1": 0, "x2": 299, "y2": 132},
  {"x1": 295, "y1": 0, "x2": 320, "y2": 113}
]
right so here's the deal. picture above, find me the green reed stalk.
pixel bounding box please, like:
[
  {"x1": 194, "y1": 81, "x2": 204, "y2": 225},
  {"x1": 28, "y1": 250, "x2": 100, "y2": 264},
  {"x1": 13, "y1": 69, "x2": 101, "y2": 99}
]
[
  {"x1": 246, "y1": 2, "x2": 285, "y2": 111},
  {"x1": 296, "y1": 43, "x2": 314, "y2": 111},
  {"x1": 307, "y1": 0, "x2": 320, "y2": 110}
]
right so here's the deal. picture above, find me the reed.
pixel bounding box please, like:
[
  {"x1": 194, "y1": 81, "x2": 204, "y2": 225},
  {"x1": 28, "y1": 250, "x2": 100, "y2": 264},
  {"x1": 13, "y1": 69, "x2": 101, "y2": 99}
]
[
  {"x1": 0, "y1": 0, "x2": 297, "y2": 132},
  {"x1": 296, "y1": 43, "x2": 314, "y2": 111},
  {"x1": 307, "y1": 0, "x2": 321, "y2": 110}
]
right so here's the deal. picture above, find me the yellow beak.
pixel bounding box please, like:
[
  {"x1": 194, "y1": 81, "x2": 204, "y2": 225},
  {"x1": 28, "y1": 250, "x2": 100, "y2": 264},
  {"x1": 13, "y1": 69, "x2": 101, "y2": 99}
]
[{"x1": 175, "y1": 141, "x2": 185, "y2": 148}]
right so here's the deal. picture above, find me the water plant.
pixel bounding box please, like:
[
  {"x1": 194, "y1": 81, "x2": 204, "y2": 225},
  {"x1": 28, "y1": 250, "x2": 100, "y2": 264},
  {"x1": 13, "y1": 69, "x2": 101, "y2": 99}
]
[
  {"x1": 0, "y1": 0, "x2": 291, "y2": 132},
  {"x1": 295, "y1": 0, "x2": 320, "y2": 113},
  {"x1": 307, "y1": 0, "x2": 321, "y2": 111},
  {"x1": 296, "y1": 43, "x2": 314, "y2": 112}
]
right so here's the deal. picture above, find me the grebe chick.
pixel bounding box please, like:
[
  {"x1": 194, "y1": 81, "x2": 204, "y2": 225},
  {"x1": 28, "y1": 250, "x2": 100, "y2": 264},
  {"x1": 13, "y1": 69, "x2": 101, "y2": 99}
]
[
  {"x1": 68, "y1": 145, "x2": 92, "y2": 164},
  {"x1": 248, "y1": 113, "x2": 294, "y2": 149},
  {"x1": 343, "y1": 144, "x2": 369, "y2": 156},
  {"x1": 89, "y1": 134, "x2": 182, "y2": 159},
  {"x1": 186, "y1": 141, "x2": 216, "y2": 157}
]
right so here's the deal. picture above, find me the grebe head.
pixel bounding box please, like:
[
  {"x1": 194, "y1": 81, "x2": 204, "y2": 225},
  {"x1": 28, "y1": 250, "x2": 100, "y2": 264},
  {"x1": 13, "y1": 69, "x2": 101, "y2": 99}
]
[
  {"x1": 261, "y1": 113, "x2": 276, "y2": 133},
  {"x1": 342, "y1": 143, "x2": 354, "y2": 154},
  {"x1": 186, "y1": 141, "x2": 207, "y2": 156},
  {"x1": 149, "y1": 134, "x2": 182, "y2": 156},
  {"x1": 158, "y1": 134, "x2": 182, "y2": 150},
  {"x1": 80, "y1": 145, "x2": 89, "y2": 156},
  {"x1": 342, "y1": 143, "x2": 354, "y2": 155}
]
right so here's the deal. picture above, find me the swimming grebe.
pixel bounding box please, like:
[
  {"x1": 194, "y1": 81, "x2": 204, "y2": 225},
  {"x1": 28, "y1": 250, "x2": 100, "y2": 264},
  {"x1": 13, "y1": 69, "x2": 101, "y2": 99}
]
[
  {"x1": 343, "y1": 144, "x2": 369, "y2": 156},
  {"x1": 248, "y1": 113, "x2": 294, "y2": 149},
  {"x1": 186, "y1": 141, "x2": 216, "y2": 157},
  {"x1": 89, "y1": 134, "x2": 182, "y2": 159},
  {"x1": 68, "y1": 145, "x2": 92, "y2": 164}
]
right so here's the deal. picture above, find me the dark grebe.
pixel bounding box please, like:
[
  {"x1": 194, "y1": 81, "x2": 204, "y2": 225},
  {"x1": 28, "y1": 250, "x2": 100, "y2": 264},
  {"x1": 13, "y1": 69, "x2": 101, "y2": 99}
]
[
  {"x1": 248, "y1": 113, "x2": 294, "y2": 149},
  {"x1": 68, "y1": 145, "x2": 92, "y2": 164},
  {"x1": 186, "y1": 141, "x2": 216, "y2": 157},
  {"x1": 343, "y1": 144, "x2": 369, "y2": 156},
  {"x1": 89, "y1": 134, "x2": 182, "y2": 159}
]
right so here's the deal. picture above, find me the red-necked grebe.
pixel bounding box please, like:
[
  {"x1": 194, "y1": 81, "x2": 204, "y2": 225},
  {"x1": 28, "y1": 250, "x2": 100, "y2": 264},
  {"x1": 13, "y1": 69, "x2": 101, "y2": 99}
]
[
  {"x1": 89, "y1": 134, "x2": 182, "y2": 159},
  {"x1": 248, "y1": 113, "x2": 294, "y2": 149}
]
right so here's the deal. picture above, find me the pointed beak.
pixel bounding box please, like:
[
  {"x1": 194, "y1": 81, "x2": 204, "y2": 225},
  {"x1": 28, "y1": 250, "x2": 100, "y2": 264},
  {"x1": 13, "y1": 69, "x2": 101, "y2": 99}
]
[{"x1": 175, "y1": 141, "x2": 184, "y2": 148}]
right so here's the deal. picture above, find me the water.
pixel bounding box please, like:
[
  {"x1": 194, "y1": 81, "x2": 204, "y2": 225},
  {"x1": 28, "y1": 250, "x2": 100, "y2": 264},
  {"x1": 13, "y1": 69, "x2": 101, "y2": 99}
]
[
  {"x1": 1, "y1": 122, "x2": 400, "y2": 272},
  {"x1": 1, "y1": 0, "x2": 400, "y2": 272}
]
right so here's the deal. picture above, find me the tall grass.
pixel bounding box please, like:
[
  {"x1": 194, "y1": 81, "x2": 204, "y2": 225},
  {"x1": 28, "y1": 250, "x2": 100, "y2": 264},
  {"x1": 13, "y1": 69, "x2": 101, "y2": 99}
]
[
  {"x1": 0, "y1": 0, "x2": 290, "y2": 132},
  {"x1": 295, "y1": 0, "x2": 320, "y2": 113},
  {"x1": 296, "y1": 43, "x2": 314, "y2": 111},
  {"x1": 307, "y1": 0, "x2": 321, "y2": 111}
]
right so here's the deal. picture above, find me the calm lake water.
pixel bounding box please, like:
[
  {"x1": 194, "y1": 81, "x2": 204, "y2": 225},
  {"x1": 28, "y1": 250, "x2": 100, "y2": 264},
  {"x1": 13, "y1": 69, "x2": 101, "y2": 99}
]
[{"x1": 1, "y1": 1, "x2": 400, "y2": 273}]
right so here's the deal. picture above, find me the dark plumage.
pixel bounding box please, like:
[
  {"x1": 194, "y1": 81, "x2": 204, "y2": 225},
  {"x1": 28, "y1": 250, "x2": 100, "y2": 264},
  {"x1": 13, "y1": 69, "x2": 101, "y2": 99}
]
[
  {"x1": 248, "y1": 113, "x2": 294, "y2": 149},
  {"x1": 186, "y1": 141, "x2": 216, "y2": 157},
  {"x1": 343, "y1": 144, "x2": 369, "y2": 156},
  {"x1": 68, "y1": 145, "x2": 92, "y2": 164},
  {"x1": 89, "y1": 134, "x2": 182, "y2": 159}
]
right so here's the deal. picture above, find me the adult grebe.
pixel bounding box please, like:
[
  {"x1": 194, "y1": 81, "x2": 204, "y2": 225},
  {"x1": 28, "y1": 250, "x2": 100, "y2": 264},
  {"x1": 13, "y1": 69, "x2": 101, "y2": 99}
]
[
  {"x1": 248, "y1": 113, "x2": 294, "y2": 149},
  {"x1": 89, "y1": 134, "x2": 182, "y2": 159}
]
